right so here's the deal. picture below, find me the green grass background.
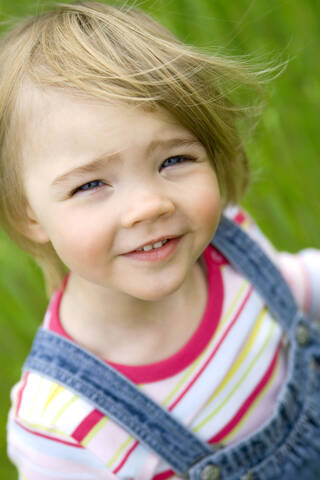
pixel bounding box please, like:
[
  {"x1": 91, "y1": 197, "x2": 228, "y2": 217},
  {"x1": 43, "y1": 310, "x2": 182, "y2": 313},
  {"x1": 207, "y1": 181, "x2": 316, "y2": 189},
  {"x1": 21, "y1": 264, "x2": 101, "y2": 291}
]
[{"x1": 1, "y1": 0, "x2": 319, "y2": 477}]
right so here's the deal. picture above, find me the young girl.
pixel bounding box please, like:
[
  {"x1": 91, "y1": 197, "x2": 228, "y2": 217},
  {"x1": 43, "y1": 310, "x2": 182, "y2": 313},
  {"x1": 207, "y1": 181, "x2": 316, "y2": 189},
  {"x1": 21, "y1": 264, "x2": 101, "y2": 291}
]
[{"x1": 2, "y1": 2, "x2": 320, "y2": 479}]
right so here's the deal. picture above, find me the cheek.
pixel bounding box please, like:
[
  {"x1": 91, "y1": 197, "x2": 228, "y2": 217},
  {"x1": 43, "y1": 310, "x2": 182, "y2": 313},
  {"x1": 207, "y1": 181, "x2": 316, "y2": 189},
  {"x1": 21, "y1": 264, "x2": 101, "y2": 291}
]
[
  {"x1": 48, "y1": 211, "x2": 115, "y2": 269},
  {"x1": 197, "y1": 187, "x2": 221, "y2": 220},
  {"x1": 188, "y1": 172, "x2": 221, "y2": 231}
]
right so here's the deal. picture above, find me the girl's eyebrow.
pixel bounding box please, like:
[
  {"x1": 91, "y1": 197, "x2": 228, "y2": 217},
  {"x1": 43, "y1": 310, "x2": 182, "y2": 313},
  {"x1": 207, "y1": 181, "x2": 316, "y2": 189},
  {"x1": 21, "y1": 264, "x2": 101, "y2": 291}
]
[
  {"x1": 51, "y1": 136, "x2": 202, "y2": 189},
  {"x1": 51, "y1": 156, "x2": 115, "y2": 189}
]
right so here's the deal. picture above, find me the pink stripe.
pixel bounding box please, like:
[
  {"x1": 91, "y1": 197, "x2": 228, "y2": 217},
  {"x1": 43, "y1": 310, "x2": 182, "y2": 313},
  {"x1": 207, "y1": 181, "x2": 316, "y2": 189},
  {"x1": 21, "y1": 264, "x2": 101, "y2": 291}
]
[
  {"x1": 15, "y1": 419, "x2": 83, "y2": 448},
  {"x1": 113, "y1": 440, "x2": 139, "y2": 474},
  {"x1": 15, "y1": 372, "x2": 29, "y2": 417},
  {"x1": 204, "y1": 244, "x2": 229, "y2": 266},
  {"x1": 48, "y1": 275, "x2": 72, "y2": 340},
  {"x1": 233, "y1": 211, "x2": 246, "y2": 225},
  {"x1": 209, "y1": 341, "x2": 281, "y2": 443},
  {"x1": 153, "y1": 470, "x2": 175, "y2": 480},
  {"x1": 168, "y1": 286, "x2": 254, "y2": 411},
  {"x1": 71, "y1": 409, "x2": 104, "y2": 442}
]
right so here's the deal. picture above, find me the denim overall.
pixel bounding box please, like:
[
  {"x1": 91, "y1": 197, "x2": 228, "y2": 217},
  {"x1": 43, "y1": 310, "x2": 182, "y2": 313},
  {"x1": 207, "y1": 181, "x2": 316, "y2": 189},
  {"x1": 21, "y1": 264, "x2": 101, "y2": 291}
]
[{"x1": 23, "y1": 216, "x2": 320, "y2": 480}]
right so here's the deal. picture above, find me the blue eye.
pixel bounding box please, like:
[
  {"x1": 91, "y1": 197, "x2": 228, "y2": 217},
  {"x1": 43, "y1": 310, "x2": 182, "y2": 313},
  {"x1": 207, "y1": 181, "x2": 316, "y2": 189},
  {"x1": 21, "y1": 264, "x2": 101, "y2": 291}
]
[
  {"x1": 72, "y1": 180, "x2": 104, "y2": 195},
  {"x1": 161, "y1": 155, "x2": 194, "y2": 169}
]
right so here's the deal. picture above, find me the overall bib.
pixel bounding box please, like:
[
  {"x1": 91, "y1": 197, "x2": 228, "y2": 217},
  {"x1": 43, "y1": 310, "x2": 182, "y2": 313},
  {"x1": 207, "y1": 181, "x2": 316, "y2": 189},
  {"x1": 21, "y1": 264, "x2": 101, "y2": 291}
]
[{"x1": 23, "y1": 216, "x2": 320, "y2": 480}]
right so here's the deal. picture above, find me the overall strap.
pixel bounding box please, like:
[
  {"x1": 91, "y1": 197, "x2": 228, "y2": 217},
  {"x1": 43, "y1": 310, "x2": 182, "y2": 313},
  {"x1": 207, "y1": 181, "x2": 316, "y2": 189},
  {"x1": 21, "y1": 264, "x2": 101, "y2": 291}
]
[
  {"x1": 23, "y1": 215, "x2": 300, "y2": 477},
  {"x1": 23, "y1": 328, "x2": 213, "y2": 477},
  {"x1": 211, "y1": 215, "x2": 299, "y2": 334}
]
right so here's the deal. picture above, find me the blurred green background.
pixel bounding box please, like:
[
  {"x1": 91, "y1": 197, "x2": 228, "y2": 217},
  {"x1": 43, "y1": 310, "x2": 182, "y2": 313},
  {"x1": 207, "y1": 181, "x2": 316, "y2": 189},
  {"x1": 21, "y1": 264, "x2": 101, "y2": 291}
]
[{"x1": 1, "y1": 0, "x2": 319, "y2": 477}]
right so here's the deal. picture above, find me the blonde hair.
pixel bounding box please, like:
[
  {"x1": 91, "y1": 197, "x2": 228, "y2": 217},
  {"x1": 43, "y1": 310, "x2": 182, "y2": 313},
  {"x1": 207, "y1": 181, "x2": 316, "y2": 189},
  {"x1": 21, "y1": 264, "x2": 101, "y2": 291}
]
[{"x1": 0, "y1": 1, "x2": 264, "y2": 296}]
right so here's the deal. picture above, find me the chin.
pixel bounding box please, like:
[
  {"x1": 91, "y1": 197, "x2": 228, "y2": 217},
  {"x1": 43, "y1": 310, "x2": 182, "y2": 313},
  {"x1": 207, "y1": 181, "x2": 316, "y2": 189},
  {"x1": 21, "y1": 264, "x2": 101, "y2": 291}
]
[{"x1": 129, "y1": 279, "x2": 183, "y2": 302}]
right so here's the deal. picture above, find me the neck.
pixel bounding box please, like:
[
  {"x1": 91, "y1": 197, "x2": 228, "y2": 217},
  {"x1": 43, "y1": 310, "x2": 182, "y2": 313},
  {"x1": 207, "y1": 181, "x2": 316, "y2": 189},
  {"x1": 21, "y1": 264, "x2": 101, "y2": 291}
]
[{"x1": 59, "y1": 260, "x2": 207, "y2": 364}]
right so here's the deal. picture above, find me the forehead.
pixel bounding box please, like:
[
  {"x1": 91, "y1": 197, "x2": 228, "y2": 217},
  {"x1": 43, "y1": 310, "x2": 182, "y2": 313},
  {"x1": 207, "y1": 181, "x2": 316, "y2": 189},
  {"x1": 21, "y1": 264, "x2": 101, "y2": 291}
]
[
  {"x1": 20, "y1": 84, "x2": 185, "y2": 135},
  {"x1": 20, "y1": 85, "x2": 195, "y2": 173}
]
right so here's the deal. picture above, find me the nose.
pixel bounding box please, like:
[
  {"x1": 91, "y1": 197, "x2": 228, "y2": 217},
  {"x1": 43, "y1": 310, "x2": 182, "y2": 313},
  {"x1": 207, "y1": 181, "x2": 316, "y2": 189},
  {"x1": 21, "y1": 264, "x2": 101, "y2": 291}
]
[{"x1": 121, "y1": 191, "x2": 175, "y2": 228}]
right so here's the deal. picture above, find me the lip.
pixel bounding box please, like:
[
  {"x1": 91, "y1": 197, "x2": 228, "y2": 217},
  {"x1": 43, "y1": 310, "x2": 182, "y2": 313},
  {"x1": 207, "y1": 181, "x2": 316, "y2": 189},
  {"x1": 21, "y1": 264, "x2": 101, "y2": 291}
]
[{"x1": 122, "y1": 236, "x2": 182, "y2": 262}]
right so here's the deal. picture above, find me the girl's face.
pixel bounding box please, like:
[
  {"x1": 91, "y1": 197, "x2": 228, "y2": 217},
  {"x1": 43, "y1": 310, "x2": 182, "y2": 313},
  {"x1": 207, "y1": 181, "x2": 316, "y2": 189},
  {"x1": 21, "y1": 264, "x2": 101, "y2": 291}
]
[{"x1": 22, "y1": 89, "x2": 221, "y2": 301}]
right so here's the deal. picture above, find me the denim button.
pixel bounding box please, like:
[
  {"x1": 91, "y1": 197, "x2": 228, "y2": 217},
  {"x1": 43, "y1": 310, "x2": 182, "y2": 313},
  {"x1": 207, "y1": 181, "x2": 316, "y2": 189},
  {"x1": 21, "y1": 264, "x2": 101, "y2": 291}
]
[
  {"x1": 296, "y1": 324, "x2": 309, "y2": 346},
  {"x1": 200, "y1": 464, "x2": 221, "y2": 480}
]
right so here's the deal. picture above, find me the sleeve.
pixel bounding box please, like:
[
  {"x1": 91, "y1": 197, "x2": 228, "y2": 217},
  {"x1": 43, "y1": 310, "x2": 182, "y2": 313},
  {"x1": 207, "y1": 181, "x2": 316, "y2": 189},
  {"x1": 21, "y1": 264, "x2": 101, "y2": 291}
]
[
  {"x1": 225, "y1": 206, "x2": 320, "y2": 322},
  {"x1": 7, "y1": 377, "x2": 113, "y2": 480},
  {"x1": 277, "y1": 249, "x2": 320, "y2": 322},
  {"x1": 7, "y1": 418, "x2": 112, "y2": 480}
]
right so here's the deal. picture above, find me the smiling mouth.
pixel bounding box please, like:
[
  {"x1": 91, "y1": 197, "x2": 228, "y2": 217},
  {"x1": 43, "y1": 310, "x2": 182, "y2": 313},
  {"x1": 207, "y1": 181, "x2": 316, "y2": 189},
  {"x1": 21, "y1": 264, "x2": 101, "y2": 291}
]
[
  {"x1": 135, "y1": 238, "x2": 169, "y2": 252},
  {"x1": 123, "y1": 236, "x2": 182, "y2": 261},
  {"x1": 127, "y1": 235, "x2": 178, "y2": 254}
]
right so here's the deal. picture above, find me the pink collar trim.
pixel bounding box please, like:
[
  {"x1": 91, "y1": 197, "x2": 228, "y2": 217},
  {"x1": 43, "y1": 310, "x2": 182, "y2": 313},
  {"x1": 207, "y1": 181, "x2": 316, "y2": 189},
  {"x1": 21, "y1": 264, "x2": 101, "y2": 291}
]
[{"x1": 47, "y1": 245, "x2": 225, "y2": 383}]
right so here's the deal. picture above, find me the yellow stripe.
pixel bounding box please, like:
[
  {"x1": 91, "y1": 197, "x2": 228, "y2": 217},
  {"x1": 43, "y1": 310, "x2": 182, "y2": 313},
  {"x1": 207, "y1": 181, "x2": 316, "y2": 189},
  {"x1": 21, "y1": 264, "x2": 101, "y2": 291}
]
[
  {"x1": 21, "y1": 419, "x2": 70, "y2": 439},
  {"x1": 82, "y1": 417, "x2": 109, "y2": 447},
  {"x1": 107, "y1": 435, "x2": 134, "y2": 468},
  {"x1": 52, "y1": 396, "x2": 78, "y2": 424},
  {"x1": 216, "y1": 280, "x2": 248, "y2": 335},
  {"x1": 163, "y1": 350, "x2": 205, "y2": 406},
  {"x1": 41, "y1": 383, "x2": 65, "y2": 417},
  {"x1": 163, "y1": 280, "x2": 249, "y2": 407},
  {"x1": 205, "y1": 307, "x2": 267, "y2": 407},
  {"x1": 223, "y1": 347, "x2": 281, "y2": 443},
  {"x1": 194, "y1": 313, "x2": 275, "y2": 432}
]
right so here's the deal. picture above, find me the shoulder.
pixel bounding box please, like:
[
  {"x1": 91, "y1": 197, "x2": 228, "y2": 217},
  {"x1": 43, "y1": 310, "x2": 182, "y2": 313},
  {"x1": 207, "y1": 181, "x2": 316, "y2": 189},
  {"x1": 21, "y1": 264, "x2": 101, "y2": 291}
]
[
  {"x1": 8, "y1": 371, "x2": 83, "y2": 445},
  {"x1": 7, "y1": 371, "x2": 108, "y2": 477},
  {"x1": 223, "y1": 206, "x2": 320, "y2": 321}
]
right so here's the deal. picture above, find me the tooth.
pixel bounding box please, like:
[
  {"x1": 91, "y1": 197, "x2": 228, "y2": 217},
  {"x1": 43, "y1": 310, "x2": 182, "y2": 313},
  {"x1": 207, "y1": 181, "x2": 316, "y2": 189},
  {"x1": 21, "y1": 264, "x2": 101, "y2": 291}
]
[
  {"x1": 143, "y1": 245, "x2": 153, "y2": 251},
  {"x1": 153, "y1": 241, "x2": 163, "y2": 249}
]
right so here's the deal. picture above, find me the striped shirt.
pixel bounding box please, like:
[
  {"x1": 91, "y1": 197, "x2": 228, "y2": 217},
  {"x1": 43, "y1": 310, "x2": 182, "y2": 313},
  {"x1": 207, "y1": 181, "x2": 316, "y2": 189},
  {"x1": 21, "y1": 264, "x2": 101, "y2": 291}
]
[{"x1": 7, "y1": 208, "x2": 320, "y2": 480}]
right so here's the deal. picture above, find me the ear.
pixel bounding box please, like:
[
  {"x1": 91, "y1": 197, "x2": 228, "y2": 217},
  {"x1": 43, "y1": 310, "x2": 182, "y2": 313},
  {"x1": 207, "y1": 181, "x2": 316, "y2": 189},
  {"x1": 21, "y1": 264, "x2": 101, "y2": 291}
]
[{"x1": 18, "y1": 206, "x2": 50, "y2": 244}]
